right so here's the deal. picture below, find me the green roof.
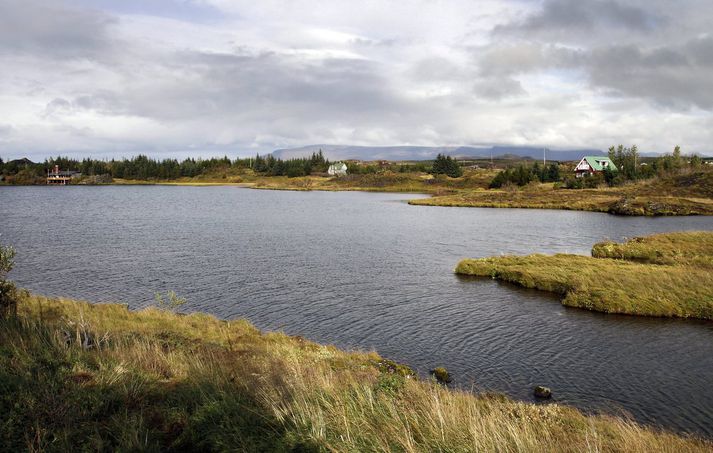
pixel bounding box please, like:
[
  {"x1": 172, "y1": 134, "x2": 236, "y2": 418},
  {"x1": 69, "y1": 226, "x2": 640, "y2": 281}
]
[{"x1": 582, "y1": 156, "x2": 617, "y2": 171}]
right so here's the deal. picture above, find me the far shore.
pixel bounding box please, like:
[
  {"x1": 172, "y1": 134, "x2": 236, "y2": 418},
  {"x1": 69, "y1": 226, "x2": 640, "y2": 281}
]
[
  {"x1": 5, "y1": 168, "x2": 713, "y2": 216},
  {"x1": 99, "y1": 172, "x2": 713, "y2": 216}
]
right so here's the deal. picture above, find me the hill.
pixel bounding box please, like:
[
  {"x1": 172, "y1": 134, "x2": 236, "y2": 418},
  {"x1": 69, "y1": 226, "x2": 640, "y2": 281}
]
[{"x1": 271, "y1": 144, "x2": 607, "y2": 162}]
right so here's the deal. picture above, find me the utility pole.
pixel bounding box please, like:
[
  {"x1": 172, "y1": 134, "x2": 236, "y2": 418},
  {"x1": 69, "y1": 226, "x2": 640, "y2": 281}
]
[{"x1": 543, "y1": 148, "x2": 547, "y2": 166}]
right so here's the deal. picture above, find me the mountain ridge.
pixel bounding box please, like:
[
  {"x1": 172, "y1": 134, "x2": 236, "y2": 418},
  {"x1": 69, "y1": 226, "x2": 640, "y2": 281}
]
[{"x1": 271, "y1": 144, "x2": 629, "y2": 161}]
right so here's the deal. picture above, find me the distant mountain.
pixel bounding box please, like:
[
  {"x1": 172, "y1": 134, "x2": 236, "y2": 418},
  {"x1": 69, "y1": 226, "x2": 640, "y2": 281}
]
[{"x1": 271, "y1": 144, "x2": 611, "y2": 162}]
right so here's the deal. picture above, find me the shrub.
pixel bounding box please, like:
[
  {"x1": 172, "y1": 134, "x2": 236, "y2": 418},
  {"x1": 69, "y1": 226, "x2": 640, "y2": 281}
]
[
  {"x1": 154, "y1": 290, "x2": 187, "y2": 312},
  {"x1": 0, "y1": 243, "x2": 17, "y2": 318}
]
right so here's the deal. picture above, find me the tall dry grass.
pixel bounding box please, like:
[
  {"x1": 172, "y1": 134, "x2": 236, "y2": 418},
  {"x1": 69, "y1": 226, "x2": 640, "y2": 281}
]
[{"x1": 1, "y1": 294, "x2": 709, "y2": 451}]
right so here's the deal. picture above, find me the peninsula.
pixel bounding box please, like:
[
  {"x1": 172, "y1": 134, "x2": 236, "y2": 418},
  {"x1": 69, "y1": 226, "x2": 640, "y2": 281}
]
[{"x1": 456, "y1": 232, "x2": 713, "y2": 319}]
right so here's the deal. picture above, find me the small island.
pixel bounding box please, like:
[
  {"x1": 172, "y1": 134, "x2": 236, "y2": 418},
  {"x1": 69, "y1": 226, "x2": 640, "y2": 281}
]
[{"x1": 456, "y1": 232, "x2": 713, "y2": 319}]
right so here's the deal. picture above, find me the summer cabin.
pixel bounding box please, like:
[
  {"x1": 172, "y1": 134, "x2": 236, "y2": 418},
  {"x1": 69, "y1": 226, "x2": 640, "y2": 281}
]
[
  {"x1": 327, "y1": 162, "x2": 348, "y2": 177},
  {"x1": 574, "y1": 156, "x2": 617, "y2": 178},
  {"x1": 47, "y1": 165, "x2": 81, "y2": 185}
]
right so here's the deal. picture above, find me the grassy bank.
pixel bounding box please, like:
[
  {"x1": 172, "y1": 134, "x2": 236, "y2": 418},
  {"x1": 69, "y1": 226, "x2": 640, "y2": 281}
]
[
  {"x1": 456, "y1": 232, "x2": 713, "y2": 319},
  {"x1": 16, "y1": 167, "x2": 713, "y2": 216},
  {"x1": 1, "y1": 295, "x2": 709, "y2": 451},
  {"x1": 112, "y1": 170, "x2": 496, "y2": 195},
  {"x1": 410, "y1": 171, "x2": 713, "y2": 216}
]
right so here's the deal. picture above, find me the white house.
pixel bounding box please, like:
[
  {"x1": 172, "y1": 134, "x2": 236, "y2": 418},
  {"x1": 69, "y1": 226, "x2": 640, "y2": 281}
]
[{"x1": 327, "y1": 162, "x2": 348, "y2": 176}]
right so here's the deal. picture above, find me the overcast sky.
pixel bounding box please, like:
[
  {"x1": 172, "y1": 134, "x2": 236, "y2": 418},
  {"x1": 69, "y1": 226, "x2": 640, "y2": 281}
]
[{"x1": 1, "y1": 0, "x2": 712, "y2": 160}]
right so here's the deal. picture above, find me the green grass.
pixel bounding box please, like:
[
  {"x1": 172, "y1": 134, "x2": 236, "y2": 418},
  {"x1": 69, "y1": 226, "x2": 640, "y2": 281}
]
[
  {"x1": 456, "y1": 232, "x2": 713, "y2": 319},
  {"x1": 1, "y1": 295, "x2": 710, "y2": 451}
]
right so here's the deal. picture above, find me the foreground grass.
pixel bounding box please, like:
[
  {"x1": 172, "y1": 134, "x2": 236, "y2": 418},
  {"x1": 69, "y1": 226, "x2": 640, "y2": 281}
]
[
  {"x1": 1, "y1": 295, "x2": 709, "y2": 451},
  {"x1": 456, "y1": 232, "x2": 713, "y2": 319},
  {"x1": 410, "y1": 170, "x2": 713, "y2": 216}
]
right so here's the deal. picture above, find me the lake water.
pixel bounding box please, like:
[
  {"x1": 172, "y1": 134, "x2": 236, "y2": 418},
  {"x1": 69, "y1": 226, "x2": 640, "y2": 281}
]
[{"x1": 2, "y1": 186, "x2": 713, "y2": 437}]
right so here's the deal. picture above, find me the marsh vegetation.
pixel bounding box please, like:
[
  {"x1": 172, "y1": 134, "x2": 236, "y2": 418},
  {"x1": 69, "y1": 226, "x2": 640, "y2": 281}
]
[{"x1": 456, "y1": 232, "x2": 713, "y2": 319}]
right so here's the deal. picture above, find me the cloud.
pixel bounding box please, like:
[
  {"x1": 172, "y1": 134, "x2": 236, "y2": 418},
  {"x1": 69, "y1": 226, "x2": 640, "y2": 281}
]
[
  {"x1": 585, "y1": 39, "x2": 713, "y2": 109},
  {"x1": 0, "y1": 0, "x2": 712, "y2": 160},
  {"x1": 0, "y1": 0, "x2": 116, "y2": 58},
  {"x1": 496, "y1": 0, "x2": 662, "y2": 37}
]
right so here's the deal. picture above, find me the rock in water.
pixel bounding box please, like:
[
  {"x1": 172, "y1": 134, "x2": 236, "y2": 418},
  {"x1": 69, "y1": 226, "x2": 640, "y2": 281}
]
[
  {"x1": 534, "y1": 385, "x2": 552, "y2": 399},
  {"x1": 430, "y1": 367, "x2": 452, "y2": 384}
]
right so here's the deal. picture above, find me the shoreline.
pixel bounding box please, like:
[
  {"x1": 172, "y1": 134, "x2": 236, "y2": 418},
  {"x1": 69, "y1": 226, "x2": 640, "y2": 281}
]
[
  {"x1": 1, "y1": 293, "x2": 710, "y2": 450},
  {"x1": 4, "y1": 173, "x2": 713, "y2": 216}
]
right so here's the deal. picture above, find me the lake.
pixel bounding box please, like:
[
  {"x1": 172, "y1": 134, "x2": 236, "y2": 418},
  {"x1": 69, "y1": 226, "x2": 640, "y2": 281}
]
[{"x1": 2, "y1": 185, "x2": 713, "y2": 437}]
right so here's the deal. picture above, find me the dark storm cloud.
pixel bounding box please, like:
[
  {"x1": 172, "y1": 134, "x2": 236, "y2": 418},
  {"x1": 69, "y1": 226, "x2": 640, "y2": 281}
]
[
  {"x1": 484, "y1": 1, "x2": 713, "y2": 110},
  {"x1": 585, "y1": 38, "x2": 713, "y2": 109},
  {"x1": 496, "y1": 0, "x2": 663, "y2": 36}
]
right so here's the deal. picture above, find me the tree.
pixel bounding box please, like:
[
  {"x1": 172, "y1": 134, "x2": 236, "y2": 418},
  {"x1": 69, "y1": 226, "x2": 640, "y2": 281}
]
[
  {"x1": 608, "y1": 144, "x2": 639, "y2": 181},
  {"x1": 546, "y1": 163, "x2": 560, "y2": 182},
  {"x1": 432, "y1": 154, "x2": 462, "y2": 178},
  {"x1": 690, "y1": 155, "x2": 702, "y2": 169},
  {"x1": 0, "y1": 243, "x2": 17, "y2": 318}
]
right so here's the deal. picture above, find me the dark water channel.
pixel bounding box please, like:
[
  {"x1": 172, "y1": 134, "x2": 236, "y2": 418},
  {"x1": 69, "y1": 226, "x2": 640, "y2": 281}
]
[{"x1": 2, "y1": 186, "x2": 712, "y2": 437}]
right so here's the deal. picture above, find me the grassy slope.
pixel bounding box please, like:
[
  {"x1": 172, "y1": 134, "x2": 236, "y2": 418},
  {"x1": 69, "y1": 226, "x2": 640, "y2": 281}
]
[
  {"x1": 2, "y1": 295, "x2": 709, "y2": 452},
  {"x1": 456, "y1": 232, "x2": 713, "y2": 319},
  {"x1": 410, "y1": 170, "x2": 713, "y2": 216}
]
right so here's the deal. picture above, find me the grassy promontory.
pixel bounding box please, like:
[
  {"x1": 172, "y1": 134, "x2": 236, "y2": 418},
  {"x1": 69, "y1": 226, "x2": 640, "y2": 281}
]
[
  {"x1": 1, "y1": 295, "x2": 709, "y2": 451},
  {"x1": 456, "y1": 232, "x2": 713, "y2": 319},
  {"x1": 410, "y1": 171, "x2": 713, "y2": 216}
]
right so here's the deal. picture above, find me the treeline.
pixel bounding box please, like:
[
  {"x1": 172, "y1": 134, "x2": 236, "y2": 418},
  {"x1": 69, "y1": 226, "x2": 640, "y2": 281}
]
[
  {"x1": 567, "y1": 145, "x2": 706, "y2": 189},
  {"x1": 0, "y1": 151, "x2": 472, "y2": 182},
  {"x1": 0, "y1": 151, "x2": 332, "y2": 181},
  {"x1": 488, "y1": 145, "x2": 709, "y2": 190},
  {"x1": 251, "y1": 152, "x2": 330, "y2": 177},
  {"x1": 489, "y1": 162, "x2": 561, "y2": 188}
]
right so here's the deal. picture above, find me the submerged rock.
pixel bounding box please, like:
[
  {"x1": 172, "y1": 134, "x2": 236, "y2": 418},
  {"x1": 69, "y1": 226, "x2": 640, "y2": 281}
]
[
  {"x1": 430, "y1": 367, "x2": 452, "y2": 384},
  {"x1": 533, "y1": 385, "x2": 552, "y2": 399}
]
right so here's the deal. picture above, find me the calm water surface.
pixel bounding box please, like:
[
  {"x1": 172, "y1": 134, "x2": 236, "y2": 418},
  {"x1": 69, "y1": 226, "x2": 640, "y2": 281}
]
[{"x1": 2, "y1": 186, "x2": 713, "y2": 437}]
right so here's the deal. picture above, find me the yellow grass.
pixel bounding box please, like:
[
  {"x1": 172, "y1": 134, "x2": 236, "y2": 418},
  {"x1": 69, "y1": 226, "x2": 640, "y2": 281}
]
[
  {"x1": 456, "y1": 232, "x2": 713, "y2": 319},
  {"x1": 1, "y1": 294, "x2": 709, "y2": 451}
]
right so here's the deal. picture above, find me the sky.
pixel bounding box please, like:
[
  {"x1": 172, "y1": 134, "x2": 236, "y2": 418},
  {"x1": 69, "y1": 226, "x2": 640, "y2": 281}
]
[{"x1": 1, "y1": 0, "x2": 712, "y2": 160}]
